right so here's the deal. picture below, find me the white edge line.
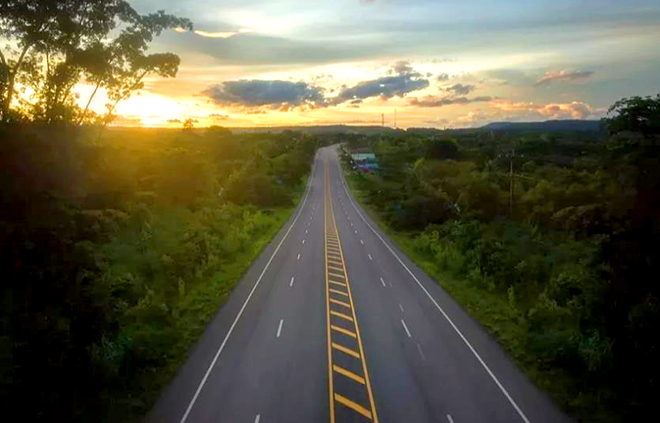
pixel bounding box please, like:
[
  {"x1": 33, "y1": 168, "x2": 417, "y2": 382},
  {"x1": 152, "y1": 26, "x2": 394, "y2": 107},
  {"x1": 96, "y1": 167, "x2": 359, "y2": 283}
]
[
  {"x1": 336, "y1": 154, "x2": 532, "y2": 423},
  {"x1": 446, "y1": 414, "x2": 454, "y2": 423},
  {"x1": 277, "y1": 319, "x2": 284, "y2": 338},
  {"x1": 401, "y1": 319, "x2": 412, "y2": 338},
  {"x1": 255, "y1": 414, "x2": 261, "y2": 423},
  {"x1": 178, "y1": 157, "x2": 316, "y2": 423},
  {"x1": 380, "y1": 277, "x2": 386, "y2": 287},
  {"x1": 368, "y1": 254, "x2": 372, "y2": 260},
  {"x1": 290, "y1": 276, "x2": 295, "y2": 287}
]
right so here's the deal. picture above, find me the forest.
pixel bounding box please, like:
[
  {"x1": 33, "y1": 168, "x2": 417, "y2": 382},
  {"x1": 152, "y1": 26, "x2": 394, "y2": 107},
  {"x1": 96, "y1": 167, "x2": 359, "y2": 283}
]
[{"x1": 341, "y1": 94, "x2": 660, "y2": 423}]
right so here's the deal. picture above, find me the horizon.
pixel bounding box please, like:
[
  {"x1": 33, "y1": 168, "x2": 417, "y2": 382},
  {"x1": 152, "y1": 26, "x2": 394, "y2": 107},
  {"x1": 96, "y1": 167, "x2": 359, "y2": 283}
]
[{"x1": 63, "y1": 0, "x2": 660, "y2": 128}]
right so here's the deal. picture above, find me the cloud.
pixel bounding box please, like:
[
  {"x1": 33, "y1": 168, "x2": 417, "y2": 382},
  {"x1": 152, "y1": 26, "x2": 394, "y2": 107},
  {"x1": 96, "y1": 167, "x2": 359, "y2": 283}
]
[
  {"x1": 443, "y1": 83, "x2": 476, "y2": 95},
  {"x1": 492, "y1": 100, "x2": 595, "y2": 119},
  {"x1": 535, "y1": 70, "x2": 594, "y2": 86},
  {"x1": 201, "y1": 80, "x2": 326, "y2": 111},
  {"x1": 436, "y1": 73, "x2": 449, "y2": 82},
  {"x1": 208, "y1": 113, "x2": 229, "y2": 120},
  {"x1": 193, "y1": 28, "x2": 253, "y2": 38},
  {"x1": 330, "y1": 61, "x2": 429, "y2": 104},
  {"x1": 166, "y1": 118, "x2": 181, "y2": 123},
  {"x1": 407, "y1": 95, "x2": 493, "y2": 107},
  {"x1": 389, "y1": 60, "x2": 415, "y2": 75}
]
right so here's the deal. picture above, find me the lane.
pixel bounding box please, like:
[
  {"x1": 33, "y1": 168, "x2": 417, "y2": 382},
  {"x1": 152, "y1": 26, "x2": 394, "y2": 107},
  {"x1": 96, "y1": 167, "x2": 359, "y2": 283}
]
[
  {"x1": 145, "y1": 145, "x2": 571, "y2": 423},
  {"x1": 145, "y1": 151, "x2": 328, "y2": 423},
  {"x1": 327, "y1": 146, "x2": 572, "y2": 423},
  {"x1": 323, "y1": 160, "x2": 378, "y2": 423}
]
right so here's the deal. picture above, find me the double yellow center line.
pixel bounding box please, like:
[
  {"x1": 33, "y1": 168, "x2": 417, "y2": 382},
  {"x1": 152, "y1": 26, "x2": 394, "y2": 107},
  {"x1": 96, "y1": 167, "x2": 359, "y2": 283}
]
[{"x1": 324, "y1": 161, "x2": 379, "y2": 423}]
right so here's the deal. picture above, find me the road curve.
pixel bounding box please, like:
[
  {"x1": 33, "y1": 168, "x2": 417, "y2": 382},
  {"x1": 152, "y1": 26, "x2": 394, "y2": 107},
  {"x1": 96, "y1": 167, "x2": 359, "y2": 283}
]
[{"x1": 144, "y1": 146, "x2": 572, "y2": 423}]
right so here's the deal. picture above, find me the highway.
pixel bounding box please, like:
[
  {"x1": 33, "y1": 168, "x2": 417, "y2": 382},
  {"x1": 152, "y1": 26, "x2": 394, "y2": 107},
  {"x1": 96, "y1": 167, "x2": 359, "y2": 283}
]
[{"x1": 144, "y1": 146, "x2": 571, "y2": 423}]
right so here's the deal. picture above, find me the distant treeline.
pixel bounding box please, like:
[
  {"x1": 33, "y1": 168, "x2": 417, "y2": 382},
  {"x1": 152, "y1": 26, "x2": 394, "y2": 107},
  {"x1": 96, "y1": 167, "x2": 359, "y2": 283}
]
[
  {"x1": 1, "y1": 125, "x2": 323, "y2": 422},
  {"x1": 341, "y1": 95, "x2": 660, "y2": 423}
]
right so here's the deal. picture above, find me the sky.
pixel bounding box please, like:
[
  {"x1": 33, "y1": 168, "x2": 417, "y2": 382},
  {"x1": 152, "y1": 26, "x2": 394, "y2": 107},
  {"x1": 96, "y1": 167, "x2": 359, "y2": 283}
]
[{"x1": 80, "y1": 0, "x2": 660, "y2": 128}]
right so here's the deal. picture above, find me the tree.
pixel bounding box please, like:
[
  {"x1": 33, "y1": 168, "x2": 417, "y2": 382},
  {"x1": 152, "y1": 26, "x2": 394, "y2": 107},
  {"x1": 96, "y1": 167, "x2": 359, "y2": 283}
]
[
  {"x1": 0, "y1": 0, "x2": 191, "y2": 123},
  {"x1": 605, "y1": 94, "x2": 660, "y2": 140},
  {"x1": 183, "y1": 118, "x2": 195, "y2": 130},
  {"x1": 95, "y1": 10, "x2": 192, "y2": 128}
]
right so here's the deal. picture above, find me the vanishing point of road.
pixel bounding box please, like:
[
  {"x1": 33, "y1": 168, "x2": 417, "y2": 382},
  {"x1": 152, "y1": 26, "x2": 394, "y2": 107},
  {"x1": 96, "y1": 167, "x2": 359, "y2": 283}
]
[{"x1": 145, "y1": 146, "x2": 571, "y2": 423}]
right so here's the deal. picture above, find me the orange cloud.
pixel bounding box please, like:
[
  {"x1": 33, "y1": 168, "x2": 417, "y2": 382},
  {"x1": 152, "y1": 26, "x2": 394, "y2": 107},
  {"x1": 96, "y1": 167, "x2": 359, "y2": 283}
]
[
  {"x1": 492, "y1": 100, "x2": 594, "y2": 119},
  {"x1": 535, "y1": 70, "x2": 594, "y2": 86}
]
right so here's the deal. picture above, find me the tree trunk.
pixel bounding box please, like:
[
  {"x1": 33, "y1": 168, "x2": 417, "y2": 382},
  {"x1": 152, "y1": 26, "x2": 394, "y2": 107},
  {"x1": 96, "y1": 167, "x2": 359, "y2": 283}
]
[
  {"x1": 1, "y1": 43, "x2": 31, "y2": 121},
  {"x1": 97, "y1": 71, "x2": 148, "y2": 140},
  {"x1": 78, "y1": 81, "x2": 101, "y2": 125}
]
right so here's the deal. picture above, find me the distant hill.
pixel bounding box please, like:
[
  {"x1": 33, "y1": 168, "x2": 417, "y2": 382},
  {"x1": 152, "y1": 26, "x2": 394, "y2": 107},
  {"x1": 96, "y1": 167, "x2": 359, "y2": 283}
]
[
  {"x1": 480, "y1": 120, "x2": 604, "y2": 133},
  {"x1": 231, "y1": 125, "x2": 404, "y2": 135}
]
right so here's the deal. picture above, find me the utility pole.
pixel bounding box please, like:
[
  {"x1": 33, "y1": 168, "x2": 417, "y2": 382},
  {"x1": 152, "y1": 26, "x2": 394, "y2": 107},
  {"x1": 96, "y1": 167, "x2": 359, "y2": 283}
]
[
  {"x1": 381, "y1": 113, "x2": 384, "y2": 127},
  {"x1": 509, "y1": 149, "x2": 515, "y2": 217}
]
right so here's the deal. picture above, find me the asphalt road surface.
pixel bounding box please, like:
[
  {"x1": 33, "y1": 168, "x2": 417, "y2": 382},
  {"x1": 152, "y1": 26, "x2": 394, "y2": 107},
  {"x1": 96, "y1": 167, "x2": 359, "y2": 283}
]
[{"x1": 144, "y1": 146, "x2": 572, "y2": 423}]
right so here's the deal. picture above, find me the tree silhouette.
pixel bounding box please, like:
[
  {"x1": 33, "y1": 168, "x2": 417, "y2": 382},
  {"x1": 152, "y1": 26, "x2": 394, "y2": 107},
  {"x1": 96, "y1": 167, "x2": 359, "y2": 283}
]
[{"x1": 0, "y1": 0, "x2": 191, "y2": 123}]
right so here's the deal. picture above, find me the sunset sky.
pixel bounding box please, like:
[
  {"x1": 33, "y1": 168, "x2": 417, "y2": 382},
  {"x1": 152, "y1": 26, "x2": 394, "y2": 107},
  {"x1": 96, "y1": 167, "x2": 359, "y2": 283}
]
[{"x1": 80, "y1": 0, "x2": 660, "y2": 128}]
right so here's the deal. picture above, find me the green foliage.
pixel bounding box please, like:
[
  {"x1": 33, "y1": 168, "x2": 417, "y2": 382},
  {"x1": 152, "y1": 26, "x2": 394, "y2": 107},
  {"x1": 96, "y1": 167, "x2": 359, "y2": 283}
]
[
  {"x1": 341, "y1": 94, "x2": 660, "y2": 423},
  {"x1": 1, "y1": 125, "x2": 319, "y2": 422}
]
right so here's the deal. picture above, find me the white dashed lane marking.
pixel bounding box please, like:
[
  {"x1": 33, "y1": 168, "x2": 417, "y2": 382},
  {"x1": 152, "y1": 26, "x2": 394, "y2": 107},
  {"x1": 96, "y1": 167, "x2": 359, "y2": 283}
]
[
  {"x1": 401, "y1": 319, "x2": 412, "y2": 338},
  {"x1": 417, "y1": 343, "x2": 426, "y2": 361},
  {"x1": 276, "y1": 319, "x2": 284, "y2": 338}
]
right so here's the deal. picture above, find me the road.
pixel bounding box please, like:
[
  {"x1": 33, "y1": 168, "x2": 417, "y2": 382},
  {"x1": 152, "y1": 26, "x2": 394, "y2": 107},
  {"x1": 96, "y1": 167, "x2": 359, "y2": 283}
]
[{"x1": 144, "y1": 146, "x2": 571, "y2": 423}]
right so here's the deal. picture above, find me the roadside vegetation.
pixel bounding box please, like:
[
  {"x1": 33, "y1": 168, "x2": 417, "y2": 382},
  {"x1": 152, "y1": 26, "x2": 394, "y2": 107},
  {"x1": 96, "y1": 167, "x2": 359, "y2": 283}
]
[
  {"x1": 340, "y1": 94, "x2": 660, "y2": 423},
  {"x1": 1, "y1": 125, "x2": 320, "y2": 421}
]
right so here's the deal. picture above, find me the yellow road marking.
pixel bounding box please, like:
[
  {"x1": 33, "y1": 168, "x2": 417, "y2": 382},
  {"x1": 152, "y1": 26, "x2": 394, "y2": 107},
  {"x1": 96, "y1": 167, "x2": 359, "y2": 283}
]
[
  {"x1": 331, "y1": 324, "x2": 357, "y2": 338},
  {"x1": 324, "y1": 165, "x2": 336, "y2": 423},
  {"x1": 333, "y1": 365, "x2": 366, "y2": 385},
  {"x1": 330, "y1": 298, "x2": 351, "y2": 309},
  {"x1": 332, "y1": 342, "x2": 360, "y2": 358},
  {"x1": 329, "y1": 288, "x2": 349, "y2": 297},
  {"x1": 330, "y1": 310, "x2": 354, "y2": 322},
  {"x1": 334, "y1": 394, "x2": 373, "y2": 420},
  {"x1": 324, "y1": 159, "x2": 379, "y2": 423}
]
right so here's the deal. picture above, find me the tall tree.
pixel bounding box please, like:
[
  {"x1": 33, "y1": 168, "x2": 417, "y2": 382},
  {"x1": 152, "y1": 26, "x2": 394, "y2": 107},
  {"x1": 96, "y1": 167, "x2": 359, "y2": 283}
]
[{"x1": 0, "y1": 0, "x2": 191, "y2": 123}]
